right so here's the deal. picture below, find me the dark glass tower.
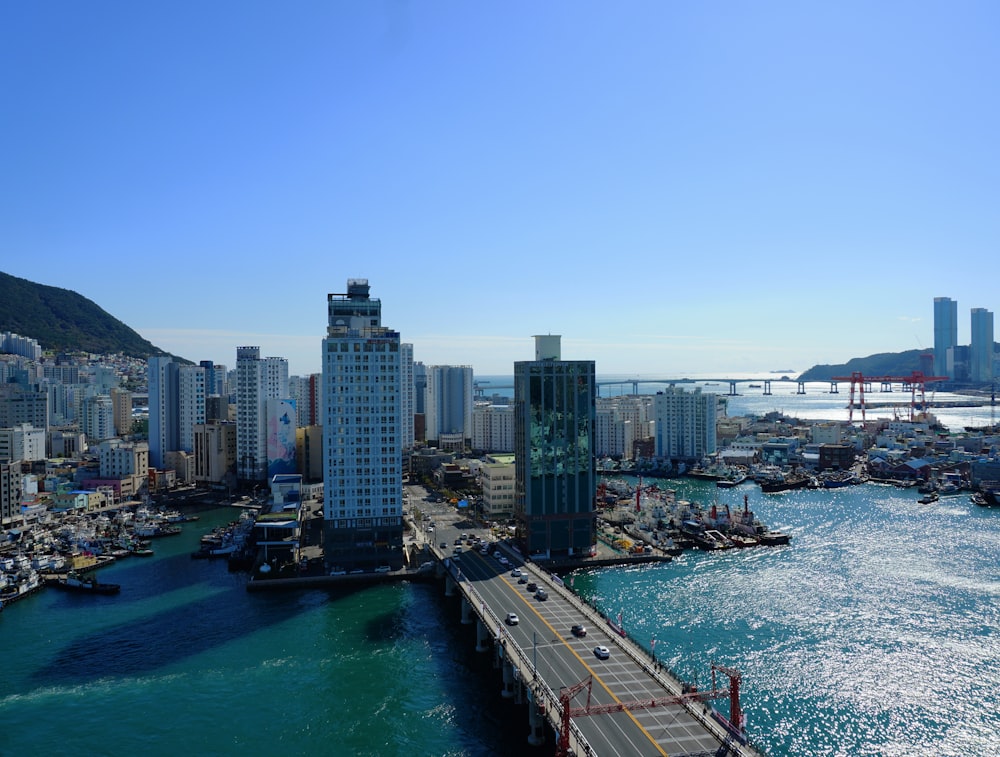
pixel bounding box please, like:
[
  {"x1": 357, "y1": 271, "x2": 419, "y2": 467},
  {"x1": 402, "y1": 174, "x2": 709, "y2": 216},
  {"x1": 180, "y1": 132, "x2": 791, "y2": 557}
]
[{"x1": 514, "y1": 335, "x2": 596, "y2": 558}]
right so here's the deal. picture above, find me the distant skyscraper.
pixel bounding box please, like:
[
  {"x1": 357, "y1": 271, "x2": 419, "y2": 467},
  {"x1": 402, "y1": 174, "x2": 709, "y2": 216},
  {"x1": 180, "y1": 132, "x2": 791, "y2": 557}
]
[
  {"x1": 200, "y1": 360, "x2": 216, "y2": 394},
  {"x1": 424, "y1": 365, "x2": 474, "y2": 446},
  {"x1": 236, "y1": 347, "x2": 289, "y2": 482},
  {"x1": 414, "y1": 362, "x2": 427, "y2": 415},
  {"x1": 934, "y1": 297, "x2": 958, "y2": 379},
  {"x1": 178, "y1": 365, "x2": 206, "y2": 455},
  {"x1": 971, "y1": 307, "x2": 995, "y2": 384},
  {"x1": 322, "y1": 279, "x2": 403, "y2": 570},
  {"x1": 147, "y1": 356, "x2": 178, "y2": 469},
  {"x1": 400, "y1": 344, "x2": 415, "y2": 451},
  {"x1": 514, "y1": 335, "x2": 596, "y2": 559}
]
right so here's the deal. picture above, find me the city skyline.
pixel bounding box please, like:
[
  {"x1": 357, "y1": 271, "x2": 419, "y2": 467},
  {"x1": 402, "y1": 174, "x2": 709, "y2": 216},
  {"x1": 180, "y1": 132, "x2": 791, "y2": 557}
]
[{"x1": 4, "y1": 3, "x2": 999, "y2": 377}]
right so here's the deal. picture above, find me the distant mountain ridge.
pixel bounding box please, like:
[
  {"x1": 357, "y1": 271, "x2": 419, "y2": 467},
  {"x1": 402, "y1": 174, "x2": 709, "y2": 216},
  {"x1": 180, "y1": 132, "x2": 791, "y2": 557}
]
[{"x1": 0, "y1": 271, "x2": 176, "y2": 359}]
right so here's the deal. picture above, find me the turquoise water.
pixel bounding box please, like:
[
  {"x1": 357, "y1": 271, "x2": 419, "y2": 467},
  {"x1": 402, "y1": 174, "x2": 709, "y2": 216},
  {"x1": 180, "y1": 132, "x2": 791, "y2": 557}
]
[
  {"x1": 4, "y1": 484, "x2": 999, "y2": 756},
  {"x1": 573, "y1": 478, "x2": 1000, "y2": 756},
  {"x1": 0, "y1": 507, "x2": 532, "y2": 757}
]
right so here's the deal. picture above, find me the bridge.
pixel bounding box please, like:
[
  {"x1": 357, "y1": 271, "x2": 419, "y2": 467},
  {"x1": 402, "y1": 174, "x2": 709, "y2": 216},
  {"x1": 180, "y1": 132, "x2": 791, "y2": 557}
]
[
  {"x1": 421, "y1": 520, "x2": 766, "y2": 756},
  {"x1": 475, "y1": 377, "x2": 792, "y2": 397}
]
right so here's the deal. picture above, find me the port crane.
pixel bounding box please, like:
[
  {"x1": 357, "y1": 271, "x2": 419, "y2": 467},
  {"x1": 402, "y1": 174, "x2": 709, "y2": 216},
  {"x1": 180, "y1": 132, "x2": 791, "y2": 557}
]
[
  {"x1": 831, "y1": 371, "x2": 948, "y2": 423},
  {"x1": 554, "y1": 665, "x2": 745, "y2": 757}
]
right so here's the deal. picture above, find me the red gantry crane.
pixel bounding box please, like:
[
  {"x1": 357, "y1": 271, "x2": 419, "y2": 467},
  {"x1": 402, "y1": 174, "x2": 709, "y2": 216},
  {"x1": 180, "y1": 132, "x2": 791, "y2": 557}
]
[
  {"x1": 555, "y1": 665, "x2": 745, "y2": 757},
  {"x1": 831, "y1": 371, "x2": 948, "y2": 423}
]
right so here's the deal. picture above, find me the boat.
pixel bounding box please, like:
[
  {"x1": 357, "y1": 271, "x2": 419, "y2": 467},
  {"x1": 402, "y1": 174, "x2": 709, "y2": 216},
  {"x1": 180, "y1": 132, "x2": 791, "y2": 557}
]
[
  {"x1": 973, "y1": 482, "x2": 1000, "y2": 507},
  {"x1": 760, "y1": 471, "x2": 812, "y2": 493},
  {"x1": 716, "y1": 473, "x2": 747, "y2": 488},
  {"x1": 47, "y1": 571, "x2": 120, "y2": 595},
  {"x1": 918, "y1": 492, "x2": 939, "y2": 505},
  {"x1": 758, "y1": 530, "x2": 792, "y2": 546}
]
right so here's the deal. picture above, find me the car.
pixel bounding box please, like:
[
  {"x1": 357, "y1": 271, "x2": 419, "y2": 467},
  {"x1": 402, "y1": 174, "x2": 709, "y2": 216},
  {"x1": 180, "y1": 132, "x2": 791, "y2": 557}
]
[
  {"x1": 593, "y1": 645, "x2": 610, "y2": 659},
  {"x1": 499, "y1": 557, "x2": 509, "y2": 567},
  {"x1": 518, "y1": 576, "x2": 527, "y2": 584},
  {"x1": 571, "y1": 624, "x2": 587, "y2": 637},
  {"x1": 511, "y1": 568, "x2": 521, "y2": 578},
  {"x1": 505, "y1": 612, "x2": 519, "y2": 625},
  {"x1": 441, "y1": 541, "x2": 448, "y2": 548},
  {"x1": 454, "y1": 538, "x2": 463, "y2": 545},
  {"x1": 349, "y1": 568, "x2": 364, "y2": 575},
  {"x1": 454, "y1": 546, "x2": 462, "y2": 554},
  {"x1": 526, "y1": 581, "x2": 538, "y2": 592},
  {"x1": 329, "y1": 569, "x2": 347, "y2": 576},
  {"x1": 374, "y1": 565, "x2": 391, "y2": 573},
  {"x1": 534, "y1": 589, "x2": 548, "y2": 601}
]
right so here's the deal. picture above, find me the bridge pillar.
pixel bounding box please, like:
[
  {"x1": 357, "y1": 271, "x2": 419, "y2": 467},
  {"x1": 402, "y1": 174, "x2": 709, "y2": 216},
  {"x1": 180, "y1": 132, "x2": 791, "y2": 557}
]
[
  {"x1": 881, "y1": 381, "x2": 893, "y2": 392},
  {"x1": 501, "y1": 658, "x2": 516, "y2": 699},
  {"x1": 797, "y1": 381, "x2": 806, "y2": 395},
  {"x1": 728, "y1": 381, "x2": 737, "y2": 396},
  {"x1": 829, "y1": 381, "x2": 839, "y2": 394},
  {"x1": 445, "y1": 574, "x2": 456, "y2": 597},
  {"x1": 763, "y1": 379, "x2": 772, "y2": 395},
  {"x1": 527, "y1": 689, "x2": 546, "y2": 746},
  {"x1": 461, "y1": 596, "x2": 473, "y2": 625},
  {"x1": 475, "y1": 618, "x2": 490, "y2": 652}
]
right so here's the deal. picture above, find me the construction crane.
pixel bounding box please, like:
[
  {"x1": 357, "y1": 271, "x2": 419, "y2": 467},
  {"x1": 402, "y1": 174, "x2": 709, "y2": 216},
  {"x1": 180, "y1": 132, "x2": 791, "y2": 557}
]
[
  {"x1": 831, "y1": 371, "x2": 949, "y2": 423},
  {"x1": 554, "y1": 665, "x2": 745, "y2": 757}
]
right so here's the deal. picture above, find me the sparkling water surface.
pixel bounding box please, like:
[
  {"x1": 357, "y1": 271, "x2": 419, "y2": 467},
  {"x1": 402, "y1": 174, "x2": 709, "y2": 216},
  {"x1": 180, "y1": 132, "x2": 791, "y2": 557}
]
[
  {"x1": 573, "y1": 478, "x2": 1000, "y2": 756},
  {"x1": 4, "y1": 381, "x2": 999, "y2": 755}
]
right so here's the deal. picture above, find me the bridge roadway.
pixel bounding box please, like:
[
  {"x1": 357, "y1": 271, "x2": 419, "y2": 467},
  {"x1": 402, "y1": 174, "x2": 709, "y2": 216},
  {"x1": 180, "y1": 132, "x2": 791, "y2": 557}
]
[{"x1": 429, "y1": 528, "x2": 764, "y2": 757}]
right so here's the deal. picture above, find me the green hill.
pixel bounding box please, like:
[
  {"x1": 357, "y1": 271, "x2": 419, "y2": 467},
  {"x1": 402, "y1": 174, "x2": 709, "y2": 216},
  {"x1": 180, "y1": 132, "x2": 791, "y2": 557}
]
[
  {"x1": 0, "y1": 271, "x2": 176, "y2": 359},
  {"x1": 798, "y1": 350, "x2": 927, "y2": 382}
]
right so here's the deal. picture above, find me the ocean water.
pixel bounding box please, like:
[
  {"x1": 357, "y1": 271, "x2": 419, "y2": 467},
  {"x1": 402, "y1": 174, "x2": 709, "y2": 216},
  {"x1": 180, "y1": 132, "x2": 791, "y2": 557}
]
[
  {"x1": 572, "y1": 478, "x2": 1000, "y2": 756},
  {"x1": 0, "y1": 506, "x2": 537, "y2": 757},
  {"x1": 477, "y1": 375, "x2": 997, "y2": 432}
]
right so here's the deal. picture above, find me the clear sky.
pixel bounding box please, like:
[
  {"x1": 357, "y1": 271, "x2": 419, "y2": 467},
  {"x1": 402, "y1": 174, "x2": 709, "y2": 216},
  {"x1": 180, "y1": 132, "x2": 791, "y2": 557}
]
[{"x1": 2, "y1": 2, "x2": 998, "y2": 378}]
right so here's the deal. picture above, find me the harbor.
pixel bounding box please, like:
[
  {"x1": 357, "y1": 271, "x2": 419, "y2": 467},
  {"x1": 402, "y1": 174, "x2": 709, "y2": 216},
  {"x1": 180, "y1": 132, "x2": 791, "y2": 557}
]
[{"x1": 2, "y1": 479, "x2": 998, "y2": 755}]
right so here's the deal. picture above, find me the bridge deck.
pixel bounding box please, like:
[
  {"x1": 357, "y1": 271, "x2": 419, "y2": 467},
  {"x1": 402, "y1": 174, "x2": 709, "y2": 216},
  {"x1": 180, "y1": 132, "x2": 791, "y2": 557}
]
[{"x1": 431, "y1": 531, "x2": 765, "y2": 757}]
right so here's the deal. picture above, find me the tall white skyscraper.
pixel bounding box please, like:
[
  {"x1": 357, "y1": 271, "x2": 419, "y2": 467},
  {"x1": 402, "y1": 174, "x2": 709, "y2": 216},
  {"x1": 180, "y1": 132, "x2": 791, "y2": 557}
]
[
  {"x1": 424, "y1": 365, "x2": 474, "y2": 445},
  {"x1": 236, "y1": 347, "x2": 289, "y2": 482},
  {"x1": 322, "y1": 279, "x2": 403, "y2": 570},
  {"x1": 147, "y1": 356, "x2": 177, "y2": 469},
  {"x1": 934, "y1": 297, "x2": 958, "y2": 379},
  {"x1": 400, "y1": 343, "x2": 415, "y2": 452},
  {"x1": 178, "y1": 365, "x2": 206, "y2": 455},
  {"x1": 971, "y1": 307, "x2": 995, "y2": 384}
]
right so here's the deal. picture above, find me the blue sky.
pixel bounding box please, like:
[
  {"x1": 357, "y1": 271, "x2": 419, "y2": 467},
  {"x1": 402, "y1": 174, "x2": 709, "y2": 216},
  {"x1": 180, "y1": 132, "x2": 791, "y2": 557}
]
[{"x1": 3, "y1": 2, "x2": 998, "y2": 378}]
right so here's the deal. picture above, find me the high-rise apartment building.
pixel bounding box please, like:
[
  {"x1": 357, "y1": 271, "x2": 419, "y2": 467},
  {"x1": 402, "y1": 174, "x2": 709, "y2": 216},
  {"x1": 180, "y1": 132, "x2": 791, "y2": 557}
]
[
  {"x1": 424, "y1": 365, "x2": 474, "y2": 447},
  {"x1": 400, "y1": 344, "x2": 415, "y2": 452},
  {"x1": 514, "y1": 335, "x2": 596, "y2": 559},
  {"x1": 322, "y1": 279, "x2": 403, "y2": 570},
  {"x1": 236, "y1": 347, "x2": 289, "y2": 482},
  {"x1": 110, "y1": 387, "x2": 133, "y2": 438},
  {"x1": 81, "y1": 394, "x2": 115, "y2": 442},
  {"x1": 934, "y1": 297, "x2": 958, "y2": 379},
  {"x1": 147, "y1": 356, "x2": 177, "y2": 469},
  {"x1": 971, "y1": 307, "x2": 995, "y2": 384},
  {"x1": 653, "y1": 387, "x2": 718, "y2": 460},
  {"x1": 472, "y1": 403, "x2": 515, "y2": 453},
  {"x1": 178, "y1": 365, "x2": 206, "y2": 455}
]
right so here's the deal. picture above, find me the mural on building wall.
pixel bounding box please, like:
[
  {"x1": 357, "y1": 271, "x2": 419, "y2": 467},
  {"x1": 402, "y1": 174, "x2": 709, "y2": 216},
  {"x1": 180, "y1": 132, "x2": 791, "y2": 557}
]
[{"x1": 267, "y1": 399, "x2": 297, "y2": 477}]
